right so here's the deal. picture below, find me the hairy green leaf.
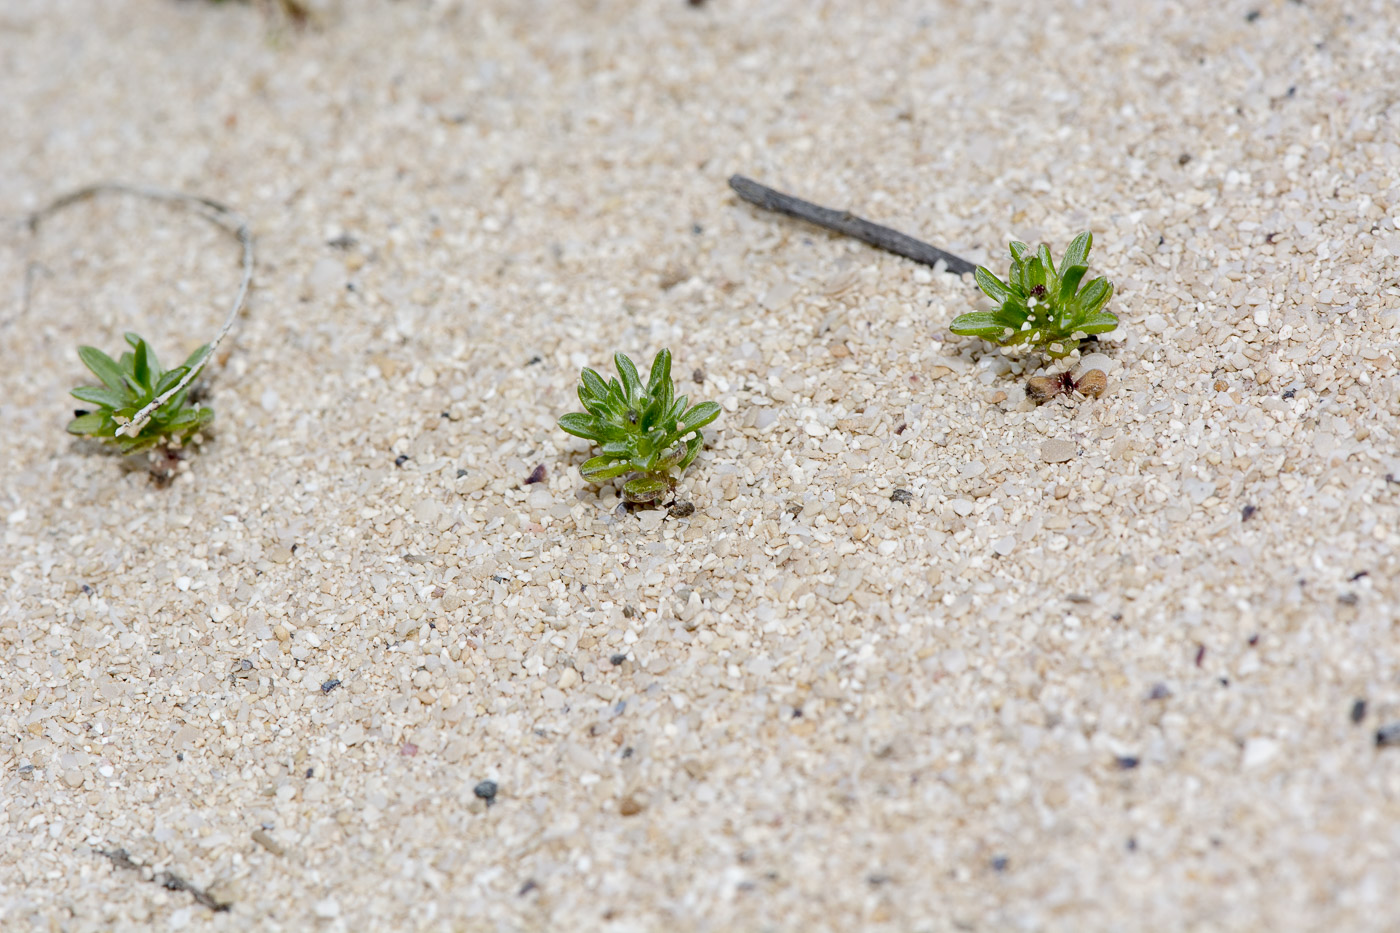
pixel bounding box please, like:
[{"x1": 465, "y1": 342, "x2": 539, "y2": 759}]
[
  {"x1": 66, "y1": 412, "x2": 111, "y2": 436},
  {"x1": 71, "y1": 385, "x2": 131, "y2": 409},
  {"x1": 678, "y1": 401, "x2": 721, "y2": 434},
  {"x1": 974, "y1": 266, "x2": 1012, "y2": 305},
  {"x1": 1075, "y1": 277, "x2": 1113, "y2": 317},
  {"x1": 614, "y1": 353, "x2": 642, "y2": 403},
  {"x1": 580, "y1": 455, "x2": 631, "y2": 481},
  {"x1": 1062, "y1": 231, "x2": 1092, "y2": 272},
  {"x1": 78, "y1": 346, "x2": 128, "y2": 392},
  {"x1": 622, "y1": 475, "x2": 670, "y2": 503},
  {"x1": 558, "y1": 412, "x2": 603, "y2": 440}
]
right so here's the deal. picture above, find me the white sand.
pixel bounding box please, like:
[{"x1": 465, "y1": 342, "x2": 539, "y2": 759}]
[{"x1": 3, "y1": 1, "x2": 1400, "y2": 930}]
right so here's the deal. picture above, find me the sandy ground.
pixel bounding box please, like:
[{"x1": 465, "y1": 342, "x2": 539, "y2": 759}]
[{"x1": 3, "y1": 0, "x2": 1400, "y2": 930}]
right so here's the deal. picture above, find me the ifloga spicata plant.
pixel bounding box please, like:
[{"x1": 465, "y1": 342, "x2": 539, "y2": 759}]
[
  {"x1": 559, "y1": 349, "x2": 720, "y2": 504},
  {"x1": 950, "y1": 232, "x2": 1116, "y2": 359},
  {"x1": 67, "y1": 333, "x2": 214, "y2": 453}
]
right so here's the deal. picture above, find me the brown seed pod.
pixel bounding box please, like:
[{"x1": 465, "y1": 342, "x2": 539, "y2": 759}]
[
  {"x1": 1026, "y1": 368, "x2": 1108, "y2": 404},
  {"x1": 1074, "y1": 369, "x2": 1107, "y2": 398},
  {"x1": 1025, "y1": 374, "x2": 1069, "y2": 404}
]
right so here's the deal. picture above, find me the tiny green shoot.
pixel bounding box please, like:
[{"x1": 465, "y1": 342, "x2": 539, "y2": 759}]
[
  {"x1": 559, "y1": 349, "x2": 720, "y2": 504},
  {"x1": 67, "y1": 333, "x2": 214, "y2": 454},
  {"x1": 950, "y1": 232, "x2": 1117, "y2": 359}
]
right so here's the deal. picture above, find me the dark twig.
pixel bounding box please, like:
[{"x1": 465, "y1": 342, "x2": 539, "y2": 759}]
[
  {"x1": 728, "y1": 175, "x2": 976, "y2": 276},
  {"x1": 95, "y1": 847, "x2": 231, "y2": 913}
]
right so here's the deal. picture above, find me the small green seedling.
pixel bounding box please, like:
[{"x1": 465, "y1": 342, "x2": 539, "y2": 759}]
[
  {"x1": 67, "y1": 333, "x2": 214, "y2": 453},
  {"x1": 559, "y1": 349, "x2": 720, "y2": 504},
  {"x1": 950, "y1": 232, "x2": 1117, "y2": 359}
]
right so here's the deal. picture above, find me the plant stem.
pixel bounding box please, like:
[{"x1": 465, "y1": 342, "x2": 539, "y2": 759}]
[
  {"x1": 26, "y1": 182, "x2": 254, "y2": 438},
  {"x1": 728, "y1": 175, "x2": 976, "y2": 276}
]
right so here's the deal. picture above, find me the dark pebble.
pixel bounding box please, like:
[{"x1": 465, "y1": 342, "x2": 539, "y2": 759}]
[
  {"x1": 610, "y1": 653, "x2": 627, "y2": 666},
  {"x1": 668, "y1": 501, "x2": 696, "y2": 518},
  {"x1": 1241, "y1": 504, "x2": 1257, "y2": 521},
  {"x1": 1115, "y1": 756, "x2": 1140, "y2": 770},
  {"x1": 1351, "y1": 699, "x2": 1367, "y2": 724},
  {"x1": 394, "y1": 454, "x2": 409, "y2": 467},
  {"x1": 890, "y1": 488, "x2": 914, "y2": 504},
  {"x1": 1376, "y1": 723, "x2": 1400, "y2": 748},
  {"x1": 525, "y1": 464, "x2": 546, "y2": 485},
  {"x1": 1146, "y1": 683, "x2": 1171, "y2": 701},
  {"x1": 990, "y1": 856, "x2": 1008, "y2": 873},
  {"x1": 321, "y1": 679, "x2": 341, "y2": 694},
  {"x1": 474, "y1": 780, "x2": 499, "y2": 803}
]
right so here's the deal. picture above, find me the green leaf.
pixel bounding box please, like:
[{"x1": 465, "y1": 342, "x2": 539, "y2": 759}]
[
  {"x1": 164, "y1": 388, "x2": 190, "y2": 413},
  {"x1": 579, "y1": 368, "x2": 610, "y2": 404},
  {"x1": 974, "y1": 266, "x2": 1012, "y2": 305},
  {"x1": 949, "y1": 311, "x2": 1009, "y2": 338},
  {"x1": 181, "y1": 344, "x2": 210, "y2": 377},
  {"x1": 1025, "y1": 255, "x2": 1047, "y2": 294},
  {"x1": 77, "y1": 346, "x2": 127, "y2": 392},
  {"x1": 1058, "y1": 265, "x2": 1088, "y2": 304},
  {"x1": 580, "y1": 455, "x2": 631, "y2": 481},
  {"x1": 1075, "y1": 277, "x2": 1114, "y2": 317},
  {"x1": 1062, "y1": 231, "x2": 1092, "y2": 272},
  {"x1": 66, "y1": 412, "x2": 111, "y2": 436},
  {"x1": 1008, "y1": 241, "x2": 1031, "y2": 263},
  {"x1": 1037, "y1": 244, "x2": 1056, "y2": 291},
  {"x1": 678, "y1": 401, "x2": 720, "y2": 434},
  {"x1": 677, "y1": 432, "x2": 704, "y2": 471},
  {"x1": 646, "y1": 349, "x2": 671, "y2": 397},
  {"x1": 130, "y1": 336, "x2": 153, "y2": 392},
  {"x1": 70, "y1": 385, "x2": 131, "y2": 409},
  {"x1": 614, "y1": 353, "x2": 642, "y2": 403},
  {"x1": 153, "y1": 366, "x2": 189, "y2": 398},
  {"x1": 604, "y1": 377, "x2": 629, "y2": 411},
  {"x1": 1076, "y1": 311, "x2": 1120, "y2": 335},
  {"x1": 622, "y1": 475, "x2": 670, "y2": 503},
  {"x1": 558, "y1": 412, "x2": 604, "y2": 440}
]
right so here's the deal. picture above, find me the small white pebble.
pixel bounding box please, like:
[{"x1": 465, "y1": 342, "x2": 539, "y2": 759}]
[
  {"x1": 313, "y1": 898, "x2": 340, "y2": 919},
  {"x1": 1041, "y1": 439, "x2": 1077, "y2": 463},
  {"x1": 1242, "y1": 737, "x2": 1280, "y2": 770}
]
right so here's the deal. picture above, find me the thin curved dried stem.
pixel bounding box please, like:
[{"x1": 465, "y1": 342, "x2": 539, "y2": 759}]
[{"x1": 26, "y1": 181, "x2": 254, "y2": 438}]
